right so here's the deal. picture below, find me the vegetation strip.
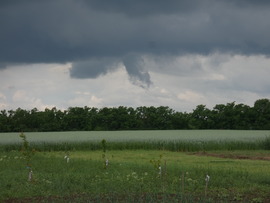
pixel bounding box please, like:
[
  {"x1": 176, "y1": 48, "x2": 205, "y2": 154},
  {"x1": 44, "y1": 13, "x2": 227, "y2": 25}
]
[{"x1": 1, "y1": 98, "x2": 270, "y2": 132}]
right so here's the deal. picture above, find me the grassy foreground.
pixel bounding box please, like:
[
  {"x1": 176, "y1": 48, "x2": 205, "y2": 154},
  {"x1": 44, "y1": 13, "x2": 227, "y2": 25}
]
[{"x1": 1, "y1": 149, "x2": 270, "y2": 202}]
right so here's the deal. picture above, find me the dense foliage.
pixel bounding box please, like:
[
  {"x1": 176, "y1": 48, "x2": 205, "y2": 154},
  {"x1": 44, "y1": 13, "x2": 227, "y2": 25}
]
[{"x1": 0, "y1": 99, "x2": 270, "y2": 132}]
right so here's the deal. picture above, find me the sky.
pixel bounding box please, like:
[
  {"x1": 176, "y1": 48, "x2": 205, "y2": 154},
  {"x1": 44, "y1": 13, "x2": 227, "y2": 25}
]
[{"x1": 1, "y1": 0, "x2": 270, "y2": 112}]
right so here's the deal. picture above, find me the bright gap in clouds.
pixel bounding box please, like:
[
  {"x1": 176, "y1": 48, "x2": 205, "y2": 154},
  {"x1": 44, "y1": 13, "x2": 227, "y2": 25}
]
[{"x1": 0, "y1": 54, "x2": 270, "y2": 112}]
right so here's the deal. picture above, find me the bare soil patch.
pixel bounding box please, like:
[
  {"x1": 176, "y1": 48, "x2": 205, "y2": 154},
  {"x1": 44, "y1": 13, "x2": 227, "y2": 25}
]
[{"x1": 190, "y1": 152, "x2": 270, "y2": 161}]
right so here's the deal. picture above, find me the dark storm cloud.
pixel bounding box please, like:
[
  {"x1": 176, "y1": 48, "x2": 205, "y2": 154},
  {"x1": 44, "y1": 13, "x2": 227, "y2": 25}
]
[
  {"x1": 0, "y1": 63, "x2": 7, "y2": 69},
  {"x1": 83, "y1": 0, "x2": 205, "y2": 16},
  {"x1": 1, "y1": 0, "x2": 270, "y2": 85},
  {"x1": 70, "y1": 58, "x2": 119, "y2": 79},
  {"x1": 123, "y1": 54, "x2": 152, "y2": 88}
]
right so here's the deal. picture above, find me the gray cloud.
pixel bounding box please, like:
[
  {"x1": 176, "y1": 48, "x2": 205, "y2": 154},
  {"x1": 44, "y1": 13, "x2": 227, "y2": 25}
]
[
  {"x1": 123, "y1": 54, "x2": 152, "y2": 88},
  {"x1": 0, "y1": 63, "x2": 7, "y2": 70},
  {"x1": 70, "y1": 58, "x2": 119, "y2": 79},
  {"x1": 1, "y1": 0, "x2": 270, "y2": 85},
  {"x1": 82, "y1": 0, "x2": 205, "y2": 17}
]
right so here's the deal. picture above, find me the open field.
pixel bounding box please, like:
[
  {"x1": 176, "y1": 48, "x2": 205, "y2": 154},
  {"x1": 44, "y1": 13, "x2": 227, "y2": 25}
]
[
  {"x1": 0, "y1": 130, "x2": 270, "y2": 151},
  {"x1": 1, "y1": 130, "x2": 270, "y2": 144},
  {"x1": 0, "y1": 131, "x2": 270, "y2": 202},
  {"x1": 1, "y1": 150, "x2": 270, "y2": 202},
  {"x1": 1, "y1": 130, "x2": 270, "y2": 152}
]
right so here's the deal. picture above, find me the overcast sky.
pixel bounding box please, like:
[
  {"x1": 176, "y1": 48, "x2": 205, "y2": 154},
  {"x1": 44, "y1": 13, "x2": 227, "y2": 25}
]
[{"x1": 1, "y1": 0, "x2": 270, "y2": 112}]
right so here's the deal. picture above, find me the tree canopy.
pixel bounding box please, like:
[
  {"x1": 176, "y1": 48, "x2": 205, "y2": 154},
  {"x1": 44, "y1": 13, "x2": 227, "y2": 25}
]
[{"x1": 1, "y1": 99, "x2": 270, "y2": 132}]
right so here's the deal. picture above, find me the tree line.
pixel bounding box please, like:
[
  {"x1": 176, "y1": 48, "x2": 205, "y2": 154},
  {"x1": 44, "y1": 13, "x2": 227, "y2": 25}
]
[{"x1": 0, "y1": 98, "x2": 270, "y2": 132}]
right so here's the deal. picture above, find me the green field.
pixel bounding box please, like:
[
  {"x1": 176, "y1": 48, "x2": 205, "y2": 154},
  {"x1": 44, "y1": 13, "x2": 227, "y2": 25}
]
[
  {"x1": 1, "y1": 130, "x2": 270, "y2": 144},
  {"x1": 1, "y1": 130, "x2": 270, "y2": 152},
  {"x1": 0, "y1": 131, "x2": 270, "y2": 202}
]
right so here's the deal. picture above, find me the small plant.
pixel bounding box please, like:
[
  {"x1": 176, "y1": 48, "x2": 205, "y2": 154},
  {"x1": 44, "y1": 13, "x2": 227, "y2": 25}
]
[
  {"x1": 150, "y1": 153, "x2": 168, "y2": 196},
  {"x1": 181, "y1": 171, "x2": 185, "y2": 195},
  {"x1": 101, "y1": 139, "x2": 107, "y2": 153},
  {"x1": 205, "y1": 174, "x2": 210, "y2": 197},
  {"x1": 19, "y1": 132, "x2": 35, "y2": 181},
  {"x1": 150, "y1": 154, "x2": 163, "y2": 172},
  {"x1": 101, "y1": 139, "x2": 109, "y2": 169}
]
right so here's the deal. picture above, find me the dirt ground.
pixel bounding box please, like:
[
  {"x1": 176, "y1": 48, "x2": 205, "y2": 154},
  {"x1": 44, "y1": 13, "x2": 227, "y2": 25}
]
[{"x1": 190, "y1": 151, "x2": 270, "y2": 161}]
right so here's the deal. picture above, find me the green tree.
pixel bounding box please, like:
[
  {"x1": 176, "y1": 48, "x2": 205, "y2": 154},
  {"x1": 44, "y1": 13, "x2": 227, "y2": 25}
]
[
  {"x1": 95, "y1": 107, "x2": 112, "y2": 130},
  {"x1": 233, "y1": 103, "x2": 252, "y2": 129},
  {"x1": 155, "y1": 106, "x2": 174, "y2": 129},
  {"x1": 11, "y1": 108, "x2": 30, "y2": 132},
  {"x1": 190, "y1": 105, "x2": 213, "y2": 129},
  {"x1": 252, "y1": 99, "x2": 270, "y2": 129},
  {"x1": 171, "y1": 111, "x2": 190, "y2": 129},
  {"x1": 63, "y1": 107, "x2": 89, "y2": 131},
  {"x1": 0, "y1": 110, "x2": 9, "y2": 132},
  {"x1": 39, "y1": 107, "x2": 64, "y2": 131},
  {"x1": 212, "y1": 102, "x2": 239, "y2": 129},
  {"x1": 135, "y1": 106, "x2": 174, "y2": 129}
]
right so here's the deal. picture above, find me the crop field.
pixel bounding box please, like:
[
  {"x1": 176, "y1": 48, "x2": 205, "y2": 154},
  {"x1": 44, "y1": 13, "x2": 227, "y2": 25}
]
[
  {"x1": 0, "y1": 130, "x2": 270, "y2": 202},
  {"x1": 1, "y1": 130, "x2": 270, "y2": 152},
  {"x1": 1, "y1": 130, "x2": 270, "y2": 144}
]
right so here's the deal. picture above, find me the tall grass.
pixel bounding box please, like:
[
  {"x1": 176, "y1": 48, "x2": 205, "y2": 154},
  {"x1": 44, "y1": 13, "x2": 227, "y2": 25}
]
[
  {"x1": 1, "y1": 130, "x2": 270, "y2": 144},
  {"x1": 1, "y1": 130, "x2": 270, "y2": 152},
  {"x1": 1, "y1": 137, "x2": 270, "y2": 152}
]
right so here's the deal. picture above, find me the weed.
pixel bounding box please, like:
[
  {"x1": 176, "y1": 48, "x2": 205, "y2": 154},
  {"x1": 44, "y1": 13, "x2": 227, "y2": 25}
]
[
  {"x1": 205, "y1": 174, "x2": 210, "y2": 198},
  {"x1": 150, "y1": 154, "x2": 163, "y2": 171},
  {"x1": 101, "y1": 139, "x2": 109, "y2": 169},
  {"x1": 19, "y1": 132, "x2": 35, "y2": 181}
]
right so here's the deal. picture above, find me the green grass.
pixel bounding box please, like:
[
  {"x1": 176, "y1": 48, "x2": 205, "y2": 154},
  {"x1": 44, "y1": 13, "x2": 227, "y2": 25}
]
[
  {"x1": 1, "y1": 149, "x2": 270, "y2": 202},
  {"x1": 1, "y1": 131, "x2": 270, "y2": 202}
]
